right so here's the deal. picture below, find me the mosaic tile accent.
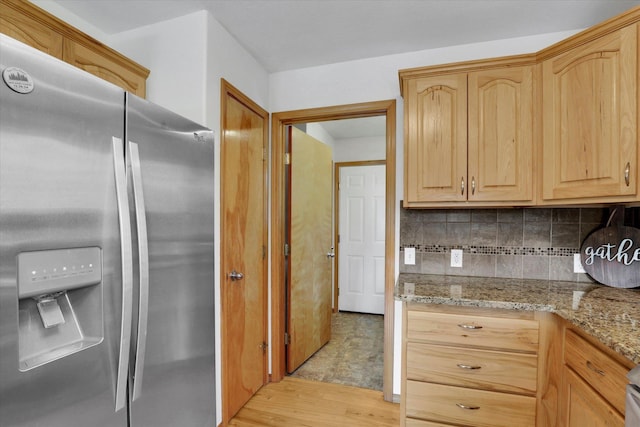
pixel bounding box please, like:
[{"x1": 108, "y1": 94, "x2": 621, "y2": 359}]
[{"x1": 400, "y1": 244, "x2": 578, "y2": 257}]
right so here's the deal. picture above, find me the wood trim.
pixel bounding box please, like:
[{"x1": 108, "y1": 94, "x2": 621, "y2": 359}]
[
  {"x1": 538, "y1": 5, "x2": 640, "y2": 61},
  {"x1": 220, "y1": 78, "x2": 270, "y2": 426},
  {"x1": 333, "y1": 160, "x2": 386, "y2": 313},
  {"x1": 399, "y1": 53, "x2": 537, "y2": 96},
  {"x1": 399, "y1": 6, "x2": 640, "y2": 98},
  {"x1": 271, "y1": 100, "x2": 397, "y2": 402},
  {"x1": 1, "y1": 0, "x2": 149, "y2": 79}
]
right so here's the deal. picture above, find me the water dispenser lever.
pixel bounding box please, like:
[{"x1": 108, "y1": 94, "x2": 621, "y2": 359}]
[{"x1": 34, "y1": 292, "x2": 66, "y2": 328}]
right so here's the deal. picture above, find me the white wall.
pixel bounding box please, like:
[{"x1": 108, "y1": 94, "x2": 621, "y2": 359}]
[
  {"x1": 269, "y1": 29, "x2": 581, "y2": 396},
  {"x1": 306, "y1": 123, "x2": 336, "y2": 151},
  {"x1": 333, "y1": 136, "x2": 386, "y2": 163}
]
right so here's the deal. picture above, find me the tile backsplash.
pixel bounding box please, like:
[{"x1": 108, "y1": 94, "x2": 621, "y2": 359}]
[{"x1": 399, "y1": 207, "x2": 615, "y2": 282}]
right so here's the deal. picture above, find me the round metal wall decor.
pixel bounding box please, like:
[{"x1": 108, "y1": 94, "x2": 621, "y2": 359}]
[{"x1": 581, "y1": 225, "x2": 640, "y2": 288}]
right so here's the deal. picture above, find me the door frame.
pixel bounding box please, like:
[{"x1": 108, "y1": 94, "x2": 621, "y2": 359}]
[
  {"x1": 334, "y1": 160, "x2": 386, "y2": 313},
  {"x1": 271, "y1": 100, "x2": 396, "y2": 401},
  {"x1": 220, "y1": 79, "x2": 269, "y2": 425}
]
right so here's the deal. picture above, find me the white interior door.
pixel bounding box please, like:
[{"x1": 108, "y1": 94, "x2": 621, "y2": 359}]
[{"x1": 338, "y1": 164, "x2": 385, "y2": 314}]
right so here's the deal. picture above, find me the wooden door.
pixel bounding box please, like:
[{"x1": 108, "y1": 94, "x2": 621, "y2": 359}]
[
  {"x1": 542, "y1": 24, "x2": 637, "y2": 201},
  {"x1": 220, "y1": 80, "x2": 268, "y2": 423},
  {"x1": 404, "y1": 73, "x2": 467, "y2": 203},
  {"x1": 287, "y1": 126, "x2": 333, "y2": 373},
  {"x1": 337, "y1": 163, "x2": 386, "y2": 314},
  {"x1": 468, "y1": 66, "x2": 534, "y2": 202}
]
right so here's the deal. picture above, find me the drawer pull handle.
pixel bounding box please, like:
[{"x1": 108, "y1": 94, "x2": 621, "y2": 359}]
[
  {"x1": 458, "y1": 323, "x2": 483, "y2": 330},
  {"x1": 457, "y1": 363, "x2": 482, "y2": 370},
  {"x1": 456, "y1": 403, "x2": 480, "y2": 410},
  {"x1": 586, "y1": 361, "x2": 606, "y2": 376}
]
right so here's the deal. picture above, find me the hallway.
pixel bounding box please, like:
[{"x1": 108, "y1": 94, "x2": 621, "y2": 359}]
[{"x1": 289, "y1": 312, "x2": 384, "y2": 391}]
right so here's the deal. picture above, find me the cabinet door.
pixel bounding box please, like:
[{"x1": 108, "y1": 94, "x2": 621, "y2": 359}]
[
  {"x1": 562, "y1": 367, "x2": 624, "y2": 427},
  {"x1": 0, "y1": 3, "x2": 63, "y2": 58},
  {"x1": 468, "y1": 66, "x2": 534, "y2": 202},
  {"x1": 542, "y1": 25, "x2": 637, "y2": 201},
  {"x1": 405, "y1": 74, "x2": 467, "y2": 203},
  {"x1": 63, "y1": 39, "x2": 147, "y2": 98}
]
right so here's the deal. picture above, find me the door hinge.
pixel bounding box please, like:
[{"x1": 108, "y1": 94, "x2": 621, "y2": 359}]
[
  {"x1": 285, "y1": 152, "x2": 291, "y2": 165},
  {"x1": 260, "y1": 341, "x2": 268, "y2": 353},
  {"x1": 284, "y1": 243, "x2": 290, "y2": 257},
  {"x1": 262, "y1": 245, "x2": 266, "y2": 260},
  {"x1": 284, "y1": 332, "x2": 290, "y2": 346}
]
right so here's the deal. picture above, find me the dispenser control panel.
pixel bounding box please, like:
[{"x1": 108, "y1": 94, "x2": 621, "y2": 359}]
[{"x1": 18, "y1": 247, "x2": 102, "y2": 299}]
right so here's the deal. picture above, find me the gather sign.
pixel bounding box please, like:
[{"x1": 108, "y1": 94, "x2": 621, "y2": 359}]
[{"x1": 580, "y1": 225, "x2": 640, "y2": 288}]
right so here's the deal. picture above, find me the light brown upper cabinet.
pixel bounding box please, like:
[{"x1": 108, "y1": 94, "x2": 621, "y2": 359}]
[
  {"x1": 540, "y1": 22, "x2": 638, "y2": 203},
  {"x1": 400, "y1": 59, "x2": 535, "y2": 207},
  {"x1": 401, "y1": 7, "x2": 640, "y2": 208},
  {"x1": 0, "y1": 0, "x2": 149, "y2": 98}
]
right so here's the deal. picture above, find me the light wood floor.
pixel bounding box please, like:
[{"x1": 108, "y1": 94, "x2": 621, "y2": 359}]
[{"x1": 228, "y1": 377, "x2": 400, "y2": 426}]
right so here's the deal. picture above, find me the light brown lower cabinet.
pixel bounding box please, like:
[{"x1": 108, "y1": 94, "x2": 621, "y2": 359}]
[
  {"x1": 401, "y1": 303, "x2": 540, "y2": 426},
  {"x1": 560, "y1": 328, "x2": 632, "y2": 427},
  {"x1": 401, "y1": 303, "x2": 634, "y2": 427},
  {"x1": 562, "y1": 367, "x2": 624, "y2": 427}
]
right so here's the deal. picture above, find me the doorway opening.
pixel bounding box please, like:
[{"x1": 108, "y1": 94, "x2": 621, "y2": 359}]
[
  {"x1": 286, "y1": 120, "x2": 386, "y2": 390},
  {"x1": 270, "y1": 100, "x2": 396, "y2": 401}
]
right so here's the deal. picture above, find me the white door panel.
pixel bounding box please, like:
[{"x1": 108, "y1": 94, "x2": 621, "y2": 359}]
[{"x1": 338, "y1": 164, "x2": 385, "y2": 314}]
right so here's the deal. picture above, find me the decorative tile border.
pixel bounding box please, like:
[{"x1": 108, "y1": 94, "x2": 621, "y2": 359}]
[{"x1": 400, "y1": 244, "x2": 577, "y2": 257}]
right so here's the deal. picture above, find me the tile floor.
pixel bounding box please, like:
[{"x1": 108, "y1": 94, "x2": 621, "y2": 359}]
[{"x1": 289, "y1": 311, "x2": 384, "y2": 391}]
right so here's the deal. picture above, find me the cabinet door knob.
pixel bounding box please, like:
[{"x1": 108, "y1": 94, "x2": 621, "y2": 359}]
[
  {"x1": 461, "y1": 177, "x2": 465, "y2": 196},
  {"x1": 625, "y1": 162, "x2": 630, "y2": 186},
  {"x1": 471, "y1": 176, "x2": 476, "y2": 195}
]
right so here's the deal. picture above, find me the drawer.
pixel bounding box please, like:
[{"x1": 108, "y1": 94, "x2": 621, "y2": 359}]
[
  {"x1": 406, "y1": 309, "x2": 539, "y2": 352},
  {"x1": 405, "y1": 418, "x2": 453, "y2": 427},
  {"x1": 406, "y1": 380, "x2": 536, "y2": 427},
  {"x1": 407, "y1": 342, "x2": 538, "y2": 394},
  {"x1": 564, "y1": 329, "x2": 629, "y2": 414}
]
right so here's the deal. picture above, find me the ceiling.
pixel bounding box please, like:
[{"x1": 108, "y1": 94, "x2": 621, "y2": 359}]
[
  {"x1": 44, "y1": 0, "x2": 639, "y2": 139},
  {"x1": 49, "y1": 0, "x2": 640, "y2": 73}
]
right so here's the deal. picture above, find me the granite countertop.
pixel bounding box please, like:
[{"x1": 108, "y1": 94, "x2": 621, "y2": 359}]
[{"x1": 395, "y1": 273, "x2": 640, "y2": 365}]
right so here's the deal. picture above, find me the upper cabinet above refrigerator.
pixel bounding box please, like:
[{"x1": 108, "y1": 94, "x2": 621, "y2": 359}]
[{"x1": 0, "y1": 0, "x2": 149, "y2": 97}]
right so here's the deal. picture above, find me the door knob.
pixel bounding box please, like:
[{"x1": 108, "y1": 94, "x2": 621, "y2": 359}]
[
  {"x1": 228, "y1": 270, "x2": 244, "y2": 281},
  {"x1": 326, "y1": 248, "x2": 335, "y2": 259}
]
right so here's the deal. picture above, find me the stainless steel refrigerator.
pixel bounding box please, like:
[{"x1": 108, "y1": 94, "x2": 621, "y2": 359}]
[{"x1": 0, "y1": 34, "x2": 216, "y2": 426}]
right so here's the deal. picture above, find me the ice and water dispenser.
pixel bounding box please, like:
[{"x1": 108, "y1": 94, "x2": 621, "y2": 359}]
[{"x1": 17, "y1": 247, "x2": 103, "y2": 371}]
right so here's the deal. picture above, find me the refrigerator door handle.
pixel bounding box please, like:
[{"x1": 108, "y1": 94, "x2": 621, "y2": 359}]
[
  {"x1": 112, "y1": 137, "x2": 134, "y2": 412},
  {"x1": 129, "y1": 142, "x2": 149, "y2": 402}
]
